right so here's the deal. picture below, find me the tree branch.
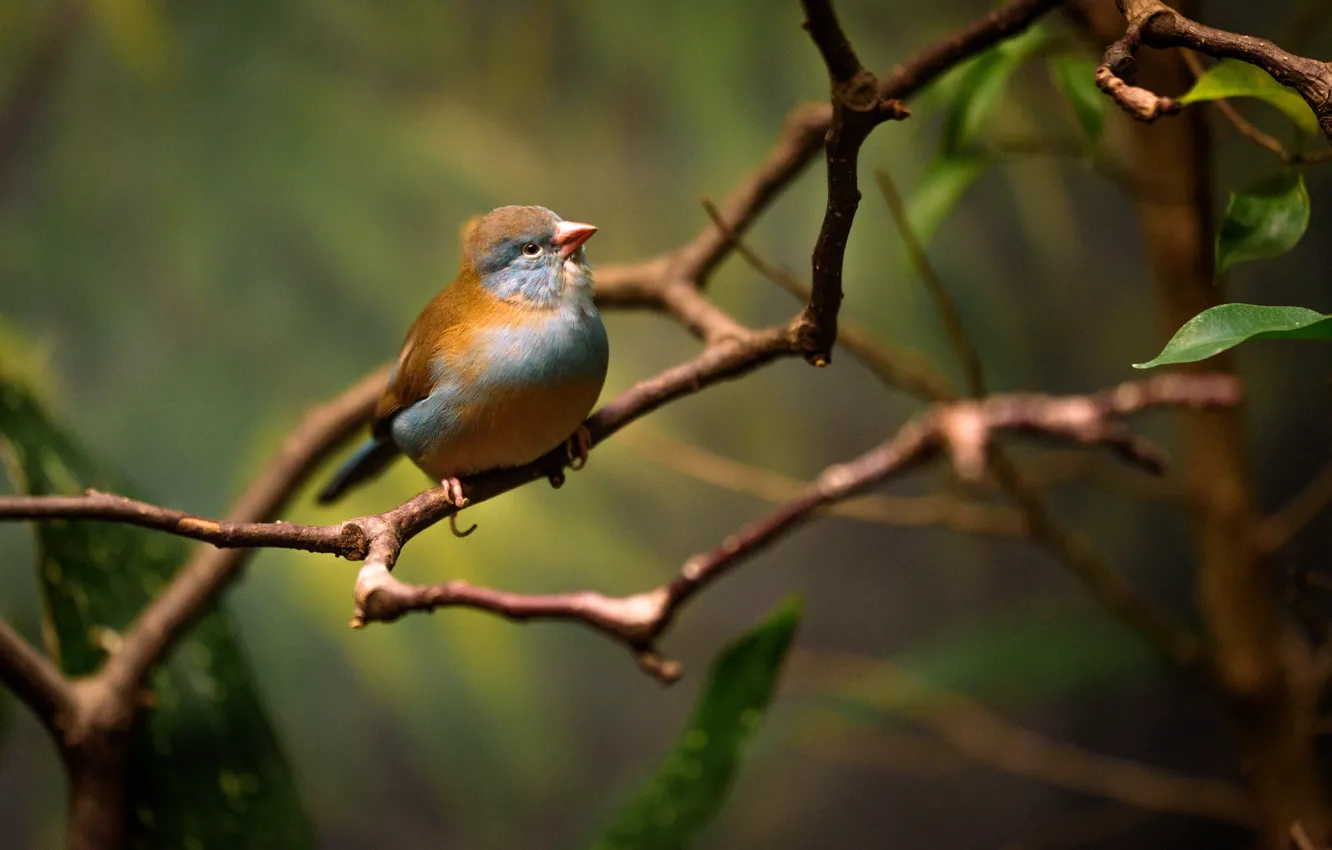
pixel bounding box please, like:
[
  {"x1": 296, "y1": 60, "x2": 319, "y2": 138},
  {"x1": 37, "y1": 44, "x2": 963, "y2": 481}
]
[
  {"x1": 1098, "y1": 0, "x2": 1332, "y2": 142},
  {"x1": 800, "y1": 651, "x2": 1256, "y2": 825},
  {"x1": 700, "y1": 199, "x2": 955, "y2": 401},
  {"x1": 0, "y1": 617, "x2": 71, "y2": 731},
  {"x1": 874, "y1": 168, "x2": 986, "y2": 397},
  {"x1": 98, "y1": 367, "x2": 392, "y2": 695},
  {"x1": 351, "y1": 375, "x2": 1238, "y2": 681},
  {"x1": 1254, "y1": 460, "x2": 1332, "y2": 555},
  {"x1": 870, "y1": 151, "x2": 1203, "y2": 671},
  {"x1": 795, "y1": 0, "x2": 910, "y2": 366},
  {"x1": 710, "y1": 188, "x2": 1205, "y2": 670},
  {"x1": 619, "y1": 429, "x2": 1027, "y2": 537},
  {"x1": 878, "y1": 0, "x2": 1072, "y2": 99}
]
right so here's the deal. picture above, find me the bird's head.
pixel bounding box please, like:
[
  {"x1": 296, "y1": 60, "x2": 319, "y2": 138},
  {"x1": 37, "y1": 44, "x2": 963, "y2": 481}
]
[{"x1": 462, "y1": 205, "x2": 597, "y2": 309}]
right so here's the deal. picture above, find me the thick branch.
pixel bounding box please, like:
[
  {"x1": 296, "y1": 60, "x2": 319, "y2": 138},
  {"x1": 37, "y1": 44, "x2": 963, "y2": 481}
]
[
  {"x1": 796, "y1": 0, "x2": 909, "y2": 366},
  {"x1": 878, "y1": 0, "x2": 1072, "y2": 99},
  {"x1": 0, "y1": 617, "x2": 71, "y2": 730},
  {"x1": 1100, "y1": 0, "x2": 1332, "y2": 141}
]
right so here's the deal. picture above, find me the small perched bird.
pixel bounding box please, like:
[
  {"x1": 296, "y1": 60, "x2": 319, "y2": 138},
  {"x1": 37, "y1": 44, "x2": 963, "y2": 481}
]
[{"x1": 317, "y1": 205, "x2": 609, "y2": 510}]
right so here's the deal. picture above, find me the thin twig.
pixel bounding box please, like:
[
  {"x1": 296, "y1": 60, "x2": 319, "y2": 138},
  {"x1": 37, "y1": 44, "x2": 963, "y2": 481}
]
[
  {"x1": 1255, "y1": 461, "x2": 1332, "y2": 555},
  {"x1": 875, "y1": 168, "x2": 986, "y2": 397},
  {"x1": 800, "y1": 651, "x2": 1256, "y2": 825},
  {"x1": 621, "y1": 429, "x2": 1026, "y2": 537},
  {"x1": 700, "y1": 198, "x2": 954, "y2": 401}
]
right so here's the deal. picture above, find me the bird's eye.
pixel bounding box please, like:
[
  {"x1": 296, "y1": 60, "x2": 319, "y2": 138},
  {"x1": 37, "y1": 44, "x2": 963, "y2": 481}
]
[{"x1": 522, "y1": 242, "x2": 543, "y2": 257}]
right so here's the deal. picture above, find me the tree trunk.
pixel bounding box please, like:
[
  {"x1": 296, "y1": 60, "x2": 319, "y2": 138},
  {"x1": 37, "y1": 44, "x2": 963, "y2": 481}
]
[{"x1": 64, "y1": 740, "x2": 129, "y2": 850}]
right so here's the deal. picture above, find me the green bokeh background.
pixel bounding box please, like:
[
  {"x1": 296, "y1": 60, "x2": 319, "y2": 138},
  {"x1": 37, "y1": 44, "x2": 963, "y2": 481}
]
[{"x1": 2, "y1": 0, "x2": 1331, "y2": 847}]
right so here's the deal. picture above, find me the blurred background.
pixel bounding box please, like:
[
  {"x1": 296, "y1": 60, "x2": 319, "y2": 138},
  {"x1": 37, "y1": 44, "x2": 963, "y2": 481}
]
[{"x1": 1, "y1": 0, "x2": 1331, "y2": 847}]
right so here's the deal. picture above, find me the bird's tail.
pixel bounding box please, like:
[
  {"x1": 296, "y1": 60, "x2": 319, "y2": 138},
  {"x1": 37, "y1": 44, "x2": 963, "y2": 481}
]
[{"x1": 317, "y1": 436, "x2": 400, "y2": 504}]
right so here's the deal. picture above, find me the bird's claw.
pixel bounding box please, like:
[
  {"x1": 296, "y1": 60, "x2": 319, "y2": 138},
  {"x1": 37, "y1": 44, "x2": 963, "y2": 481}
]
[
  {"x1": 566, "y1": 425, "x2": 592, "y2": 472},
  {"x1": 440, "y1": 478, "x2": 476, "y2": 536},
  {"x1": 440, "y1": 477, "x2": 469, "y2": 508},
  {"x1": 449, "y1": 513, "x2": 477, "y2": 538}
]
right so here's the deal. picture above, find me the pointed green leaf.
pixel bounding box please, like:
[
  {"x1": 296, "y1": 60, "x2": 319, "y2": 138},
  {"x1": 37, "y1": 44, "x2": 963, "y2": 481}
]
[
  {"x1": 941, "y1": 26, "x2": 1052, "y2": 154},
  {"x1": 907, "y1": 155, "x2": 991, "y2": 246},
  {"x1": 0, "y1": 377, "x2": 315, "y2": 850},
  {"x1": 1216, "y1": 173, "x2": 1310, "y2": 274},
  {"x1": 1179, "y1": 59, "x2": 1320, "y2": 136},
  {"x1": 589, "y1": 597, "x2": 802, "y2": 850},
  {"x1": 1048, "y1": 54, "x2": 1106, "y2": 143},
  {"x1": 1133, "y1": 303, "x2": 1332, "y2": 369}
]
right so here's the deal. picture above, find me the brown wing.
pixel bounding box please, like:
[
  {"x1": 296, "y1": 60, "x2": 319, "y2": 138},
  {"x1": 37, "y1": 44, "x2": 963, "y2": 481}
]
[{"x1": 371, "y1": 281, "x2": 470, "y2": 440}]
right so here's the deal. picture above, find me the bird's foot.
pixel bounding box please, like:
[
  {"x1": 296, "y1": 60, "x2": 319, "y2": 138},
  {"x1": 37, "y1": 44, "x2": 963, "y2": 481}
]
[
  {"x1": 440, "y1": 478, "x2": 476, "y2": 536},
  {"x1": 566, "y1": 425, "x2": 592, "y2": 471},
  {"x1": 440, "y1": 477, "x2": 469, "y2": 508}
]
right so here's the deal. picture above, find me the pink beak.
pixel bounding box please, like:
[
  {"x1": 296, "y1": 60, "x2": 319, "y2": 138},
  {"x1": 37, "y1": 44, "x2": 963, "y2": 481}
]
[{"x1": 553, "y1": 220, "x2": 597, "y2": 258}]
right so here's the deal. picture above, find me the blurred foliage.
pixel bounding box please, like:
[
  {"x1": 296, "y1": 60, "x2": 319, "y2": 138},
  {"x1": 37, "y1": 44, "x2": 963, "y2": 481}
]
[
  {"x1": 0, "y1": 370, "x2": 315, "y2": 850},
  {"x1": 1048, "y1": 54, "x2": 1105, "y2": 144},
  {"x1": 907, "y1": 155, "x2": 991, "y2": 248},
  {"x1": 589, "y1": 597, "x2": 801, "y2": 850},
  {"x1": 1216, "y1": 173, "x2": 1310, "y2": 275},
  {"x1": 940, "y1": 26, "x2": 1051, "y2": 156},
  {"x1": 824, "y1": 609, "x2": 1162, "y2": 717}
]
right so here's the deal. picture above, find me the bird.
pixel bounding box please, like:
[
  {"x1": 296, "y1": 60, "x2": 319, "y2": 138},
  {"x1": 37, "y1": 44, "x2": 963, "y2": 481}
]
[{"x1": 316, "y1": 205, "x2": 609, "y2": 514}]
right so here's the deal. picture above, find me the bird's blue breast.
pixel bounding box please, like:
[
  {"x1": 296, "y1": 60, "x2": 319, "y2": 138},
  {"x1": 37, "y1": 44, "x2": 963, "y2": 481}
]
[{"x1": 467, "y1": 300, "x2": 608, "y2": 390}]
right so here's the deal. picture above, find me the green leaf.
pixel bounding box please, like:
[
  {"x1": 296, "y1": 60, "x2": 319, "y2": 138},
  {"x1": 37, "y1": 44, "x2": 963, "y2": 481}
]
[
  {"x1": 907, "y1": 155, "x2": 991, "y2": 246},
  {"x1": 0, "y1": 377, "x2": 315, "y2": 850},
  {"x1": 589, "y1": 597, "x2": 802, "y2": 850},
  {"x1": 1048, "y1": 54, "x2": 1106, "y2": 143},
  {"x1": 1179, "y1": 59, "x2": 1320, "y2": 136},
  {"x1": 1216, "y1": 173, "x2": 1310, "y2": 274},
  {"x1": 942, "y1": 26, "x2": 1051, "y2": 154},
  {"x1": 1134, "y1": 303, "x2": 1332, "y2": 369}
]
